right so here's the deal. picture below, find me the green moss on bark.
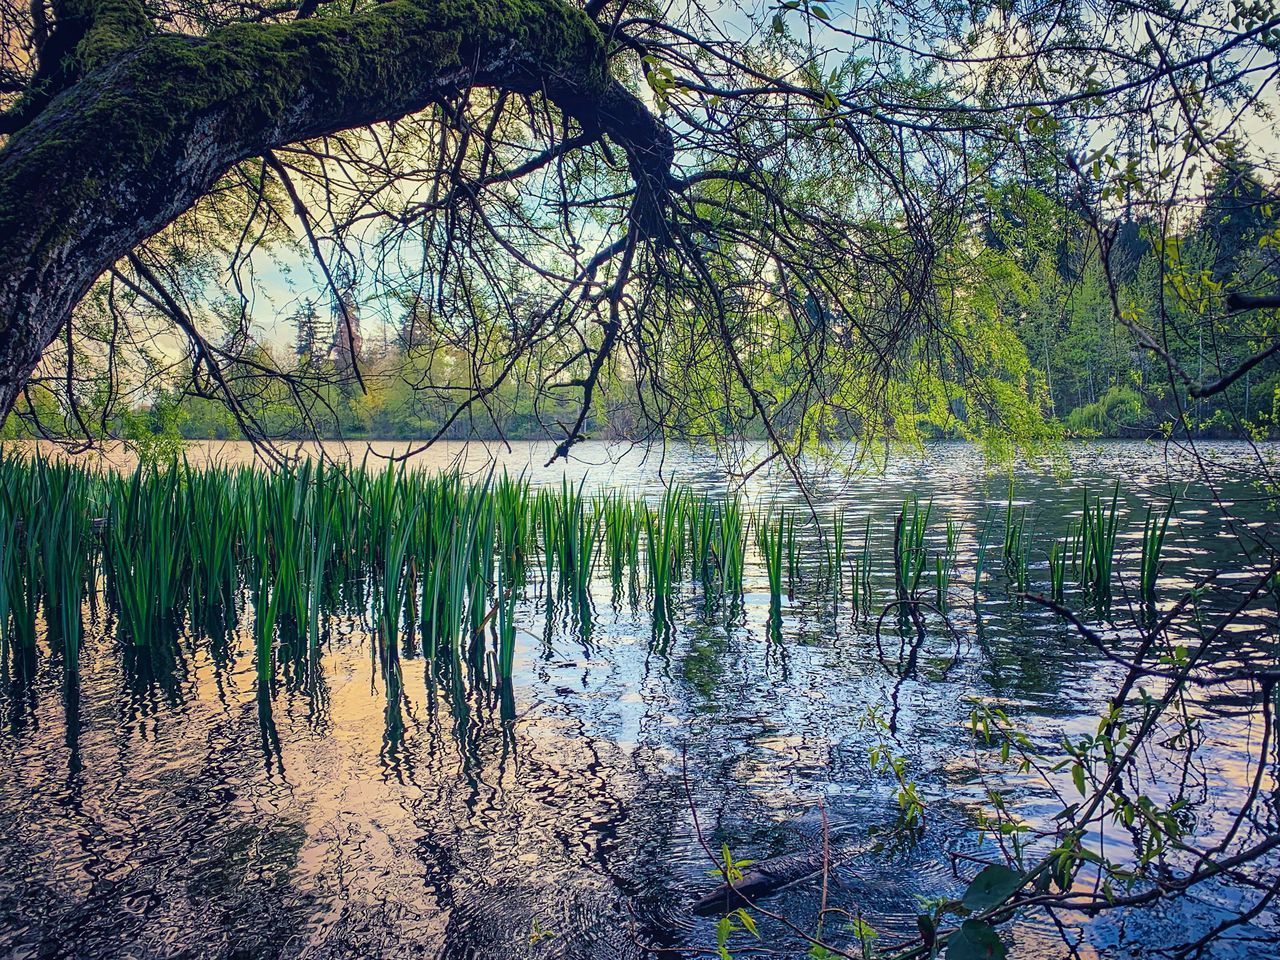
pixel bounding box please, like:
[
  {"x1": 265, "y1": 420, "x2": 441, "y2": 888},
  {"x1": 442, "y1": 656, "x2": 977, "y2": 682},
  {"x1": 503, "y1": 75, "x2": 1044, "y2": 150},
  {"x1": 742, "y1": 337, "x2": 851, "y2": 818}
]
[
  {"x1": 0, "y1": 0, "x2": 611, "y2": 264},
  {"x1": 71, "y1": 0, "x2": 153, "y2": 71}
]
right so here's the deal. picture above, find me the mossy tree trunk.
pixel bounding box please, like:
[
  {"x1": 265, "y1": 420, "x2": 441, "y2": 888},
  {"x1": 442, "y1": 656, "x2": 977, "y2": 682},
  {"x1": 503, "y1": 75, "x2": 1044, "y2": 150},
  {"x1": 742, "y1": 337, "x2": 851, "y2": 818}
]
[{"x1": 0, "y1": 0, "x2": 671, "y2": 419}]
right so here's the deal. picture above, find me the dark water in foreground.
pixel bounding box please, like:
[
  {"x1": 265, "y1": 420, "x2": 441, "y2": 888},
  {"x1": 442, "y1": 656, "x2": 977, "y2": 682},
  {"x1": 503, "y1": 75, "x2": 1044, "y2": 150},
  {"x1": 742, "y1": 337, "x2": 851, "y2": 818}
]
[{"x1": 1, "y1": 440, "x2": 1278, "y2": 958}]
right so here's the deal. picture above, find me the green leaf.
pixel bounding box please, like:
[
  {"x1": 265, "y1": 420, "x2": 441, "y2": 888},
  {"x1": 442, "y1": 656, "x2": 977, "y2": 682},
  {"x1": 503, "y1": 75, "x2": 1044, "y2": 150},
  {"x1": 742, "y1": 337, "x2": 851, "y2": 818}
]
[
  {"x1": 1071, "y1": 762, "x2": 1086, "y2": 796},
  {"x1": 947, "y1": 919, "x2": 1007, "y2": 960},
  {"x1": 961, "y1": 865, "x2": 1024, "y2": 912},
  {"x1": 716, "y1": 915, "x2": 731, "y2": 951}
]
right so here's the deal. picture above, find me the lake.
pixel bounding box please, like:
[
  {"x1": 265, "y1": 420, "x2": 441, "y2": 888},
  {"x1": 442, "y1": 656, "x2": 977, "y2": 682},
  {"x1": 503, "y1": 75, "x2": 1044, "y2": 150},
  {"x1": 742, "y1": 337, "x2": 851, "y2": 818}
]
[{"x1": 1, "y1": 439, "x2": 1277, "y2": 958}]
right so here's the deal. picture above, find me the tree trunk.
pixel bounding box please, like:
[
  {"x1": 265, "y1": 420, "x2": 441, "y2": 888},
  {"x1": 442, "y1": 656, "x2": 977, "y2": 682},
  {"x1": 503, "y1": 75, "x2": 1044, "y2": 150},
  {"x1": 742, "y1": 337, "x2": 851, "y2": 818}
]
[{"x1": 0, "y1": 0, "x2": 672, "y2": 422}]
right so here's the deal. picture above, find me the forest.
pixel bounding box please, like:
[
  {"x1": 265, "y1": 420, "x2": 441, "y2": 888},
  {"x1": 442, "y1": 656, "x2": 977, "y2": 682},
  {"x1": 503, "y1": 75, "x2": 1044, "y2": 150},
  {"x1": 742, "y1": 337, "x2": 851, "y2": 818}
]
[{"x1": 6, "y1": 158, "x2": 1280, "y2": 448}]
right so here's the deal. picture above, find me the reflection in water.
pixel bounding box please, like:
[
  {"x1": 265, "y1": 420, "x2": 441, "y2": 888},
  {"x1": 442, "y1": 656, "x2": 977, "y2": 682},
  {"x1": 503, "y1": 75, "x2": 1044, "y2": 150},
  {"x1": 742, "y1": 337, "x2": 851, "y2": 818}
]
[{"x1": 0, "y1": 441, "x2": 1278, "y2": 957}]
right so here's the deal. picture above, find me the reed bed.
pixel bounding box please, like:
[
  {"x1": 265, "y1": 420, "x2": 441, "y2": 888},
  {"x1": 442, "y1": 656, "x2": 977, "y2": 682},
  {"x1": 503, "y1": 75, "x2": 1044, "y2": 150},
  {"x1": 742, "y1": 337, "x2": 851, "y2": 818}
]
[{"x1": 0, "y1": 454, "x2": 1190, "y2": 686}]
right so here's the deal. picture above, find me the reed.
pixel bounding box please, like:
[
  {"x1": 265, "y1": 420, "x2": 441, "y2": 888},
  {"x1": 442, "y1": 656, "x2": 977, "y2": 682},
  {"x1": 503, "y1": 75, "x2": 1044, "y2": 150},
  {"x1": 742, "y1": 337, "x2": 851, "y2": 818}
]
[
  {"x1": 719, "y1": 495, "x2": 746, "y2": 604},
  {"x1": 0, "y1": 452, "x2": 1184, "y2": 695},
  {"x1": 496, "y1": 553, "x2": 519, "y2": 681},
  {"x1": 830, "y1": 510, "x2": 846, "y2": 602},
  {"x1": 185, "y1": 463, "x2": 242, "y2": 636},
  {"x1": 375, "y1": 497, "x2": 418, "y2": 659},
  {"x1": 0, "y1": 489, "x2": 17, "y2": 658},
  {"x1": 935, "y1": 518, "x2": 959, "y2": 611},
  {"x1": 1002, "y1": 485, "x2": 1027, "y2": 567},
  {"x1": 602, "y1": 491, "x2": 642, "y2": 602},
  {"x1": 846, "y1": 515, "x2": 872, "y2": 618},
  {"x1": 539, "y1": 478, "x2": 596, "y2": 621},
  {"x1": 247, "y1": 502, "x2": 281, "y2": 693},
  {"x1": 102, "y1": 465, "x2": 190, "y2": 646},
  {"x1": 757, "y1": 507, "x2": 786, "y2": 612},
  {"x1": 973, "y1": 507, "x2": 996, "y2": 601},
  {"x1": 1139, "y1": 497, "x2": 1175, "y2": 603},
  {"x1": 1049, "y1": 535, "x2": 1068, "y2": 603},
  {"x1": 894, "y1": 497, "x2": 931, "y2": 599},
  {"x1": 997, "y1": 485, "x2": 1034, "y2": 595},
  {"x1": 495, "y1": 474, "x2": 530, "y2": 679},
  {"x1": 688, "y1": 494, "x2": 717, "y2": 601},
  {"x1": 784, "y1": 512, "x2": 799, "y2": 597},
  {"x1": 1079, "y1": 482, "x2": 1121, "y2": 604},
  {"x1": 645, "y1": 487, "x2": 685, "y2": 626},
  {"x1": 0, "y1": 456, "x2": 41, "y2": 654},
  {"x1": 37, "y1": 461, "x2": 94, "y2": 662}
]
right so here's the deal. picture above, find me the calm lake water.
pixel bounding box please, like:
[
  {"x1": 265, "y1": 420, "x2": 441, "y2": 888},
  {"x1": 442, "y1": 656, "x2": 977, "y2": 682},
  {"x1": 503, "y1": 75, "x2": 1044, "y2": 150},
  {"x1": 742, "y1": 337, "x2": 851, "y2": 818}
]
[{"x1": 1, "y1": 440, "x2": 1278, "y2": 958}]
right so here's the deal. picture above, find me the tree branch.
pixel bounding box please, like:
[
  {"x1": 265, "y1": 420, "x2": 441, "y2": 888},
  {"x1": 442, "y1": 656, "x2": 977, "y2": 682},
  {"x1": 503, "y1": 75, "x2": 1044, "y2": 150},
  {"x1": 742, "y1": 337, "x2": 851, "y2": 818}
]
[{"x1": 0, "y1": 0, "x2": 673, "y2": 418}]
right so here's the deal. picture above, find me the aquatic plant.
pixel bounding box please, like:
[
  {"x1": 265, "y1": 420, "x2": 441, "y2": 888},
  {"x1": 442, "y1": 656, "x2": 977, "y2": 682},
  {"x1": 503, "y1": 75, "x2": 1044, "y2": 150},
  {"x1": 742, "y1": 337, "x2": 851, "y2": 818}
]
[
  {"x1": 973, "y1": 507, "x2": 996, "y2": 602},
  {"x1": 784, "y1": 512, "x2": 799, "y2": 597},
  {"x1": 935, "y1": 518, "x2": 959, "y2": 611},
  {"x1": 718, "y1": 495, "x2": 746, "y2": 606},
  {"x1": 894, "y1": 497, "x2": 931, "y2": 599},
  {"x1": 1002, "y1": 484, "x2": 1027, "y2": 568},
  {"x1": 645, "y1": 487, "x2": 685, "y2": 627},
  {"x1": 1079, "y1": 482, "x2": 1121, "y2": 605},
  {"x1": 0, "y1": 458, "x2": 41, "y2": 654},
  {"x1": 830, "y1": 509, "x2": 846, "y2": 602},
  {"x1": 0, "y1": 451, "x2": 1201, "y2": 727},
  {"x1": 185, "y1": 463, "x2": 242, "y2": 636},
  {"x1": 1049, "y1": 528, "x2": 1069, "y2": 603},
  {"x1": 850, "y1": 515, "x2": 873, "y2": 618},
  {"x1": 756, "y1": 507, "x2": 786, "y2": 613},
  {"x1": 102, "y1": 465, "x2": 190, "y2": 647},
  {"x1": 1139, "y1": 496, "x2": 1175, "y2": 603},
  {"x1": 602, "y1": 490, "x2": 642, "y2": 603}
]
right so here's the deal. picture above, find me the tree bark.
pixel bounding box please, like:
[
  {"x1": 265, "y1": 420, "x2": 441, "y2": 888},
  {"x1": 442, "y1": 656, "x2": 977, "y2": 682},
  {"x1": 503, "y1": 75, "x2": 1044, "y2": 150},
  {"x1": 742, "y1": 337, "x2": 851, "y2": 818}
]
[{"x1": 0, "y1": 0, "x2": 672, "y2": 419}]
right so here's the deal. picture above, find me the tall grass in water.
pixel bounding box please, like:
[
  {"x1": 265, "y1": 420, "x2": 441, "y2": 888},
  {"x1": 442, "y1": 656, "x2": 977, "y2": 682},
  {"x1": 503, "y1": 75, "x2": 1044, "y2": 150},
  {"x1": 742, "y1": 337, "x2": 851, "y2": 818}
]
[
  {"x1": 849, "y1": 516, "x2": 872, "y2": 618},
  {"x1": 999, "y1": 486, "x2": 1032, "y2": 594},
  {"x1": 495, "y1": 475, "x2": 530, "y2": 681},
  {"x1": 103, "y1": 466, "x2": 190, "y2": 647},
  {"x1": 973, "y1": 508, "x2": 996, "y2": 603},
  {"x1": 539, "y1": 479, "x2": 596, "y2": 624},
  {"x1": 0, "y1": 453, "x2": 1181, "y2": 693},
  {"x1": 687, "y1": 494, "x2": 717, "y2": 604},
  {"x1": 718, "y1": 496, "x2": 746, "y2": 607},
  {"x1": 245, "y1": 479, "x2": 282, "y2": 693},
  {"x1": 1140, "y1": 496, "x2": 1175, "y2": 603},
  {"x1": 1049, "y1": 534, "x2": 1068, "y2": 603},
  {"x1": 935, "y1": 519, "x2": 959, "y2": 611},
  {"x1": 602, "y1": 491, "x2": 642, "y2": 604},
  {"x1": 0, "y1": 485, "x2": 18, "y2": 659},
  {"x1": 756, "y1": 507, "x2": 786, "y2": 613},
  {"x1": 784, "y1": 512, "x2": 798, "y2": 597},
  {"x1": 35, "y1": 462, "x2": 94, "y2": 664},
  {"x1": 1079, "y1": 482, "x2": 1121, "y2": 606},
  {"x1": 374, "y1": 495, "x2": 418, "y2": 673},
  {"x1": 683, "y1": 493, "x2": 746, "y2": 611},
  {"x1": 185, "y1": 464, "x2": 242, "y2": 638},
  {"x1": 645, "y1": 487, "x2": 685, "y2": 630},
  {"x1": 415, "y1": 474, "x2": 472, "y2": 660},
  {"x1": 0, "y1": 456, "x2": 42, "y2": 656},
  {"x1": 829, "y1": 510, "x2": 846, "y2": 604},
  {"x1": 894, "y1": 497, "x2": 931, "y2": 600}
]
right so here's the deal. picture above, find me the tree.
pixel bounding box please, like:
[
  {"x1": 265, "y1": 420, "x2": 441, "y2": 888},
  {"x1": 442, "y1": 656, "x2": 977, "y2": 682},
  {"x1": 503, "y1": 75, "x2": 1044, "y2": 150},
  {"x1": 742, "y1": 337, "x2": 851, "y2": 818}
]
[
  {"x1": 4, "y1": 0, "x2": 1278, "y2": 465},
  {"x1": 292, "y1": 299, "x2": 323, "y2": 367}
]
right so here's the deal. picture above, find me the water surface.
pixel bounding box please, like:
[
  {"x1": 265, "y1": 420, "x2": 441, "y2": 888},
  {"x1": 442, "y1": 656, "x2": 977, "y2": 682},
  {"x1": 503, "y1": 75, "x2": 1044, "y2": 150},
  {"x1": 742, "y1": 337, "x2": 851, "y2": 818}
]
[{"x1": 2, "y1": 440, "x2": 1278, "y2": 958}]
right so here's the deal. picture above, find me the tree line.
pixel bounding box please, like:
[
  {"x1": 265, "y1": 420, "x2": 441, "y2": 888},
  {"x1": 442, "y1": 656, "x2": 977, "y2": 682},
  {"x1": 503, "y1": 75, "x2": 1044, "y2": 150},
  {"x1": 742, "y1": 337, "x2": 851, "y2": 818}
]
[{"x1": 8, "y1": 156, "x2": 1275, "y2": 448}]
